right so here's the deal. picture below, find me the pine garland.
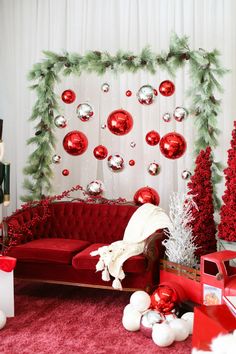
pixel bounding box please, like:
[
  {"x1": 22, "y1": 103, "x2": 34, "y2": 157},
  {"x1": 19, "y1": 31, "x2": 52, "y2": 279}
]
[{"x1": 22, "y1": 33, "x2": 227, "y2": 202}]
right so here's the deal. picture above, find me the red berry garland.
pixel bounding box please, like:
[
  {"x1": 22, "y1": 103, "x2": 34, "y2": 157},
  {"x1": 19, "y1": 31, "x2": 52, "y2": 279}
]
[
  {"x1": 187, "y1": 147, "x2": 217, "y2": 257},
  {"x1": 218, "y1": 121, "x2": 236, "y2": 242}
]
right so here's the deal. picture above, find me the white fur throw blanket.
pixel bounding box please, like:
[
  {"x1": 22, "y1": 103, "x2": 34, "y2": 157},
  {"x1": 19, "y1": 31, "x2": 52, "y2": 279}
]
[{"x1": 90, "y1": 203, "x2": 172, "y2": 290}]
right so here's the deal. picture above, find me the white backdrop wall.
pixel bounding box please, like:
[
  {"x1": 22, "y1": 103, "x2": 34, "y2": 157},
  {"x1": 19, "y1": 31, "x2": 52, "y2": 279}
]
[{"x1": 0, "y1": 0, "x2": 235, "y2": 215}]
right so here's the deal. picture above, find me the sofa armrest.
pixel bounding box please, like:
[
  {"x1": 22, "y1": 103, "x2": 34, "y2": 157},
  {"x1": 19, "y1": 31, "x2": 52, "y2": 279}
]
[{"x1": 143, "y1": 229, "x2": 166, "y2": 272}]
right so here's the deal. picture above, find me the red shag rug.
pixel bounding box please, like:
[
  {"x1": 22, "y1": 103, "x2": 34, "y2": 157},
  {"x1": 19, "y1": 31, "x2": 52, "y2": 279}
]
[{"x1": 0, "y1": 281, "x2": 192, "y2": 354}]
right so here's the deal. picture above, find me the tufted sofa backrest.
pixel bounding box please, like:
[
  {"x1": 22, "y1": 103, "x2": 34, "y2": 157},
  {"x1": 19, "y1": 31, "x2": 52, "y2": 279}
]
[{"x1": 9, "y1": 202, "x2": 139, "y2": 244}]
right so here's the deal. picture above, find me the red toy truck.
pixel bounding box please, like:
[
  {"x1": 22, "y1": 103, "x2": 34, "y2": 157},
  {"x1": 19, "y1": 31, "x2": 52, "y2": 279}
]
[{"x1": 159, "y1": 250, "x2": 236, "y2": 309}]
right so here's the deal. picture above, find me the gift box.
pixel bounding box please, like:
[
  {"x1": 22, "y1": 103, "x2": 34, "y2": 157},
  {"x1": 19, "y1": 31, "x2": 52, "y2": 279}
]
[
  {"x1": 192, "y1": 304, "x2": 236, "y2": 351},
  {"x1": 0, "y1": 256, "x2": 16, "y2": 317}
]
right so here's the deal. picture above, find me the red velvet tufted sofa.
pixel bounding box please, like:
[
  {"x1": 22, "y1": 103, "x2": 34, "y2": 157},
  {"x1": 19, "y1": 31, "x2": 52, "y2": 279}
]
[{"x1": 3, "y1": 201, "x2": 165, "y2": 292}]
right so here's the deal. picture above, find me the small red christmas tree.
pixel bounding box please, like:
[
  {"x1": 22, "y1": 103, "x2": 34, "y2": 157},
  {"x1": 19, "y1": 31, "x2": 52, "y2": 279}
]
[
  {"x1": 218, "y1": 121, "x2": 236, "y2": 241},
  {"x1": 187, "y1": 146, "x2": 216, "y2": 257}
]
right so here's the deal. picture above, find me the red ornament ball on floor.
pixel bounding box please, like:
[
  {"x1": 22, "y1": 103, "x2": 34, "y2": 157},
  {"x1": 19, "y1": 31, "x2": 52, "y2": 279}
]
[
  {"x1": 107, "y1": 109, "x2": 133, "y2": 136},
  {"x1": 145, "y1": 130, "x2": 160, "y2": 146},
  {"x1": 62, "y1": 169, "x2": 70, "y2": 176},
  {"x1": 159, "y1": 132, "x2": 187, "y2": 159},
  {"x1": 159, "y1": 80, "x2": 175, "y2": 97},
  {"x1": 61, "y1": 89, "x2": 76, "y2": 104},
  {"x1": 133, "y1": 187, "x2": 160, "y2": 206},
  {"x1": 63, "y1": 131, "x2": 88, "y2": 156},
  {"x1": 151, "y1": 286, "x2": 178, "y2": 314},
  {"x1": 93, "y1": 145, "x2": 108, "y2": 160}
]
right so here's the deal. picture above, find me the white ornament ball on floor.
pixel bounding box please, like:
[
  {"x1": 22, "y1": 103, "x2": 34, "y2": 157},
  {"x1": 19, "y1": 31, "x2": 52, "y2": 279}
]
[
  {"x1": 123, "y1": 304, "x2": 138, "y2": 316},
  {"x1": 181, "y1": 312, "x2": 194, "y2": 334},
  {"x1": 130, "y1": 291, "x2": 151, "y2": 313},
  {"x1": 122, "y1": 309, "x2": 142, "y2": 332},
  {"x1": 152, "y1": 322, "x2": 175, "y2": 347},
  {"x1": 169, "y1": 318, "x2": 190, "y2": 341},
  {"x1": 0, "y1": 310, "x2": 6, "y2": 330}
]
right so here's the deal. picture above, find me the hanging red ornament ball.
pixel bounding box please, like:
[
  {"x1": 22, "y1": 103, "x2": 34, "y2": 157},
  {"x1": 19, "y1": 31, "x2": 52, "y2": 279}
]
[
  {"x1": 126, "y1": 90, "x2": 132, "y2": 97},
  {"x1": 93, "y1": 145, "x2": 108, "y2": 160},
  {"x1": 159, "y1": 80, "x2": 175, "y2": 97},
  {"x1": 107, "y1": 109, "x2": 133, "y2": 136},
  {"x1": 153, "y1": 89, "x2": 158, "y2": 96},
  {"x1": 62, "y1": 169, "x2": 70, "y2": 176},
  {"x1": 129, "y1": 159, "x2": 135, "y2": 166},
  {"x1": 133, "y1": 187, "x2": 160, "y2": 206},
  {"x1": 145, "y1": 130, "x2": 160, "y2": 146},
  {"x1": 151, "y1": 286, "x2": 178, "y2": 314},
  {"x1": 63, "y1": 131, "x2": 88, "y2": 156},
  {"x1": 61, "y1": 89, "x2": 76, "y2": 104},
  {"x1": 159, "y1": 132, "x2": 187, "y2": 159}
]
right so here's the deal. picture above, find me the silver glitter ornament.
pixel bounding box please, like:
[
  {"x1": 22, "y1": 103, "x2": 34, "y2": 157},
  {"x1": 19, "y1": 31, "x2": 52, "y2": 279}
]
[
  {"x1": 181, "y1": 170, "x2": 192, "y2": 180},
  {"x1": 148, "y1": 162, "x2": 160, "y2": 176},
  {"x1": 101, "y1": 83, "x2": 110, "y2": 93},
  {"x1": 76, "y1": 103, "x2": 94, "y2": 122},
  {"x1": 107, "y1": 154, "x2": 124, "y2": 172},
  {"x1": 86, "y1": 180, "x2": 104, "y2": 196},
  {"x1": 52, "y1": 154, "x2": 61, "y2": 164},
  {"x1": 54, "y1": 115, "x2": 67, "y2": 128},
  {"x1": 173, "y1": 107, "x2": 188, "y2": 122},
  {"x1": 101, "y1": 123, "x2": 107, "y2": 129},
  {"x1": 137, "y1": 85, "x2": 155, "y2": 105}
]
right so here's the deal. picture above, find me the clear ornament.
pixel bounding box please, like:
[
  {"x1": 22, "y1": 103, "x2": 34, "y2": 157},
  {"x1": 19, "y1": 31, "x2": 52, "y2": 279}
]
[
  {"x1": 181, "y1": 170, "x2": 192, "y2": 180},
  {"x1": 162, "y1": 113, "x2": 171, "y2": 123},
  {"x1": 148, "y1": 162, "x2": 160, "y2": 176},
  {"x1": 101, "y1": 123, "x2": 107, "y2": 129},
  {"x1": 130, "y1": 141, "x2": 136, "y2": 148},
  {"x1": 107, "y1": 154, "x2": 124, "y2": 172},
  {"x1": 86, "y1": 180, "x2": 104, "y2": 196}
]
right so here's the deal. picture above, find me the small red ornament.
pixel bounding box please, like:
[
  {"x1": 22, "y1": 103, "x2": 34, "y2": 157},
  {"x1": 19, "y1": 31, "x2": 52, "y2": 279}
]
[
  {"x1": 129, "y1": 159, "x2": 135, "y2": 166},
  {"x1": 159, "y1": 80, "x2": 175, "y2": 97},
  {"x1": 133, "y1": 187, "x2": 160, "y2": 206},
  {"x1": 159, "y1": 132, "x2": 187, "y2": 159},
  {"x1": 126, "y1": 90, "x2": 132, "y2": 97},
  {"x1": 107, "y1": 109, "x2": 133, "y2": 136},
  {"x1": 62, "y1": 169, "x2": 70, "y2": 176},
  {"x1": 61, "y1": 89, "x2": 76, "y2": 104},
  {"x1": 93, "y1": 145, "x2": 108, "y2": 160},
  {"x1": 151, "y1": 286, "x2": 178, "y2": 314},
  {"x1": 63, "y1": 131, "x2": 88, "y2": 156},
  {"x1": 153, "y1": 89, "x2": 158, "y2": 96},
  {"x1": 145, "y1": 130, "x2": 160, "y2": 146}
]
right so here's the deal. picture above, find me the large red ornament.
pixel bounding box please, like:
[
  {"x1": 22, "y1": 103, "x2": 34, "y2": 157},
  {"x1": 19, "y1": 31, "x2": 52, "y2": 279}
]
[
  {"x1": 145, "y1": 130, "x2": 160, "y2": 146},
  {"x1": 61, "y1": 89, "x2": 76, "y2": 104},
  {"x1": 107, "y1": 109, "x2": 133, "y2": 136},
  {"x1": 93, "y1": 145, "x2": 108, "y2": 160},
  {"x1": 63, "y1": 131, "x2": 88, "y2": 156},
  {"x1": 133, "y1": 187, "x2": 160, "y2": 206},
  {"x1": 159, "y1": 80, "x2": 175, "y2": 97},
  {"x1": 159, "y1": 132, "x2": 187, "y2": 159},
  {"x1": 151, "y1": 286, "x2": 178, "y2": 314}
]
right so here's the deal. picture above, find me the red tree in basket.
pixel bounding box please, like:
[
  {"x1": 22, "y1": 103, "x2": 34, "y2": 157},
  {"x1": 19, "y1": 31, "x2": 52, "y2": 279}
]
[
  {"x1": 218, "y1": 121, "x2": 236, "y2": 242},
  {"x1": 187, "y1": 146, "x2": 216, "y2": 257}
]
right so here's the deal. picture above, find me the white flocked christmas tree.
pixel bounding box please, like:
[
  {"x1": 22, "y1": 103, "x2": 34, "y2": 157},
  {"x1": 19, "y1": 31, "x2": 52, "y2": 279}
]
[{"x1": 163, "y1": 192, "x2": 198, "y2": 268}]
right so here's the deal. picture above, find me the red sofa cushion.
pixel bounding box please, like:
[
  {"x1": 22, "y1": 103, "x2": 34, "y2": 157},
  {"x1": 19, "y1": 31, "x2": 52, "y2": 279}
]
[
  {"x1": 7, "y1": 238, "x2": 90, "y2": 264},
  {"x1": 72, "y1": 243, "x2": 147, "y2": 273}
]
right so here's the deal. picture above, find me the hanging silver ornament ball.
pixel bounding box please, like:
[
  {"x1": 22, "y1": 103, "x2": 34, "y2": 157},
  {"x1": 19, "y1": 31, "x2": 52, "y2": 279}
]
[
  {"x1": 76, "y1": 103, "x2": 94, "y2": 122},
  {"x1": 101, "y1": 123, "x2": 107, "y2": 129},
  {"x1": 137, "y1": 85, "x2": 155, "y2": 105},
  {"x1": 181, "y1": 170, "x2": 192, "y2": 180},
  {"x1": 54, "y1": 115, "x2": 67, "y2": 128},
  {"x1": 107, "y1": 154, "x2": 124, "y2": 172},
  {"x1": 148, "y1": 162, "x2": 160, "y2": 176},
  {"x1": 52, "y1": 154, "x2": 61, "y2": 164},
  {"x1": 130, "y1": 141, "x2": 136, "y2": 148},
  {"x1": 101, "y1": 83, "x2": 110, "y2": 93},
  {"x1": 173, "y1": 107, "x2": 188, "y2": 122},
  {"x1": 162, "y1": 112, "x2": 172, "y2": 123},
  {"x1": 86, "y1": 180, "x2": 104, "y2": 196}
]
